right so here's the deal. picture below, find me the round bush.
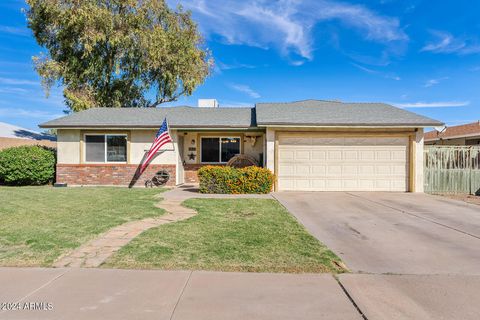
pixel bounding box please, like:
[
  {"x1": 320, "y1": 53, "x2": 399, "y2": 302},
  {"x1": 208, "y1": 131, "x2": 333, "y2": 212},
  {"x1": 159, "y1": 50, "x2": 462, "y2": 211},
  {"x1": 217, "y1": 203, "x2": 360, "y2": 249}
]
[{"x1": 0, "y1": 146, "x2": 56, "y2": 185}]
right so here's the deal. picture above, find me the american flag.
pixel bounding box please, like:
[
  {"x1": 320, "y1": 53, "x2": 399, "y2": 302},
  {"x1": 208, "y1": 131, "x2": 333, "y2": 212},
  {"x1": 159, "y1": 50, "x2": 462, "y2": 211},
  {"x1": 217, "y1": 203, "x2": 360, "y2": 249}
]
[{"x1": 140, "y1": 118, "x2": 172, "y2": 174}]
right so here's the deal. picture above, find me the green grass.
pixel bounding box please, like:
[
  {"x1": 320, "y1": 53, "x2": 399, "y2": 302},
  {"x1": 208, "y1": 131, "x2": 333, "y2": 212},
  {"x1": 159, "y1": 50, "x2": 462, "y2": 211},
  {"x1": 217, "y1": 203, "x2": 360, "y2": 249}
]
[
  {"x1": 0, "y1": 187, "x2": 164, "y2": 267},
  {"x1": 105, "y1": 198, "x2": 345, "y2": 273}
]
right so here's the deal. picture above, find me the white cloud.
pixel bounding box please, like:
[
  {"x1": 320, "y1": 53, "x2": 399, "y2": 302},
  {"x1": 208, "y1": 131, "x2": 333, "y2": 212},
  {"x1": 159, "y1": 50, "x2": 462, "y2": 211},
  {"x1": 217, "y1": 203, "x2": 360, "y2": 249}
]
[
  {"x1": 229, "y1": 83, "x2": 261, "y2": 99},
  {"x1": 0, "y1": 107, "x2": 63, "y2": 119},
  {"x1": 216, "y1": 61, "x2": 257, "y2": 71},
  {"x1": 0, "y1": 77, "x2": 38, "y2": 86},
  {"x1": 0, "y1": 87, "x2": 29, "y2": 94},
  {"x1": 0, "y1": 25, "x2": 30, "y2": 37},
  {"x1": 171, "y1": 0, "x2": 408, "y2": 64},
  {"x1": 424, "y1": 77, "x2": 449, "y2": 88},
  {"x1": 351, "y1": 63, "x2": 401, "y2": 80},
  {"x1": 421, "y1": 31, "x2": 480, "y2": 55},
  {"x1": 393, "y1": 101, "x2": 470, "y2": 108}
]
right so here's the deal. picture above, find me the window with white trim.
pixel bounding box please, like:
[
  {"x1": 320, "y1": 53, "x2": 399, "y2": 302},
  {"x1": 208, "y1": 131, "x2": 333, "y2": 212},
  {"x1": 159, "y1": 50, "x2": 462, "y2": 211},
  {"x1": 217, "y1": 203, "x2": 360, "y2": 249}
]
[
  {"x1": 85, "y1": 134, "x2": 127, "y2": 163},
  {"x1": 201, "y1": 137, "x2": 240, "y2": 163}
]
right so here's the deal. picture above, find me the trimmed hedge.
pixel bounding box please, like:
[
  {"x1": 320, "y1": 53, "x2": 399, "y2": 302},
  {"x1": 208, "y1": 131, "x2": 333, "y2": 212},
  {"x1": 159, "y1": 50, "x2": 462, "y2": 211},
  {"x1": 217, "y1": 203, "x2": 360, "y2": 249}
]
[
  {"x1": 0, "y1": 146, "x2": 56, "y2": 186},
  {"x1": 198, "y1": 165, "x2": 274, "y2": 194}
]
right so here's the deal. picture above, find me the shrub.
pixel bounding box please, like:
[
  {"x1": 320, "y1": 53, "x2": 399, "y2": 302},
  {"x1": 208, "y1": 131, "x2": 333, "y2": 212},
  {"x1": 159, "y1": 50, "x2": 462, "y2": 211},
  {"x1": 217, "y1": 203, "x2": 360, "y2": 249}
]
[
  {"x1": 198, "y1": 165, "x2": 274, "y2": 194},
  {"x1": 0, "y1": 146, "x2": 56, "y2": 186}
]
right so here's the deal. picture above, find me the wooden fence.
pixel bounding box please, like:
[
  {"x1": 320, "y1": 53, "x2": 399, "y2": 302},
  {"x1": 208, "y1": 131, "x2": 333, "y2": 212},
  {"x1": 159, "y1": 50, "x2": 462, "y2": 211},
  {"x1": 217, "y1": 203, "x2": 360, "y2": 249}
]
[{"x1": 424, "y1": 145, "x2": 480, "y2": 195}]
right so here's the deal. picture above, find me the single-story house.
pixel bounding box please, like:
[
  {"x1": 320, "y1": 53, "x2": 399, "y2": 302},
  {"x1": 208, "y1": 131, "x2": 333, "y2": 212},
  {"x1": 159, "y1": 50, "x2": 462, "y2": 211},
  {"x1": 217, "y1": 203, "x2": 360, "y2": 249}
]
[
  {"x1": 425, "y1": 121, "x2": 480, "y2": 145},
  {"x1": 0, "y1": 121, "x2": 56, "y2": 151},
  {"x1": 39, "y1": 99, "x2": 443, "y2": 192}
]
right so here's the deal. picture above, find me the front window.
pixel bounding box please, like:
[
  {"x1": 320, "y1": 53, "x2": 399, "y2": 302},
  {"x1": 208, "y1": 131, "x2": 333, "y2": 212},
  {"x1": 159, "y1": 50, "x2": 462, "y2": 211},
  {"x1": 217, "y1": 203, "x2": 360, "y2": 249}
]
[
  {"x1": 201, "y1": 137, "x2": 240, "y2": 163},
  {"x1": 85, "y1": 134, "x2": 127, "y2": 163}
]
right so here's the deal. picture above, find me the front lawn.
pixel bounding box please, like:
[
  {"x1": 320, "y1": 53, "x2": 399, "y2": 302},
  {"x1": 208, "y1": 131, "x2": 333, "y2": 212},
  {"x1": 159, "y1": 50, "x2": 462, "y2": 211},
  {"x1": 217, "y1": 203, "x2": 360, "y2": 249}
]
[
  {"x1": 0, "y1": 187, "x2": 164, "y2": 267},
  {"x1": 105, "y1": 199, "x2": 345, "y2": 273}
]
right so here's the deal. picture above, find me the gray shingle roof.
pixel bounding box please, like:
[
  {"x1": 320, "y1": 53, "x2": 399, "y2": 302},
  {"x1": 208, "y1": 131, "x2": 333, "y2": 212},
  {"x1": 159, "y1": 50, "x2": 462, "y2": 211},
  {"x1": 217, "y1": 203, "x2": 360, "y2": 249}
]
[
  {"x1": 255, "y1": 100, "x2": 444, "y2": 127},
  {"x1": 39, "y1": 100, "x2": 444, "y2": 129},
  {"x1": 39, "y1": 107, "x2": 256, "y2": 129}
]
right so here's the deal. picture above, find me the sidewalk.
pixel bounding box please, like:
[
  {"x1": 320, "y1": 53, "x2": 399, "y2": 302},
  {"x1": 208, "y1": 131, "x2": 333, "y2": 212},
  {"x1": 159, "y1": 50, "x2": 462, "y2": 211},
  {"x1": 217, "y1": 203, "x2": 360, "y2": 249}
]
[
  {"x1": 0, "y1": 268, "x2": 359, "y2": 320},
  {"x1": 2, "y1": 267, "x2": 480, "y2": 320}
]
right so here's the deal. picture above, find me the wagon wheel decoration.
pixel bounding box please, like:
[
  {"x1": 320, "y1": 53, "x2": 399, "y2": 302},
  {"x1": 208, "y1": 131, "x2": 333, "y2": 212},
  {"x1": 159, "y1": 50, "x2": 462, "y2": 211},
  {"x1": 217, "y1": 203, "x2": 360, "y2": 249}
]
[
  {"x1": 226, "y1": 154, "x2": 259, "y2": 168},
  {"x1": 145, "y1": 170, "x2": 170, "y2": 188}
]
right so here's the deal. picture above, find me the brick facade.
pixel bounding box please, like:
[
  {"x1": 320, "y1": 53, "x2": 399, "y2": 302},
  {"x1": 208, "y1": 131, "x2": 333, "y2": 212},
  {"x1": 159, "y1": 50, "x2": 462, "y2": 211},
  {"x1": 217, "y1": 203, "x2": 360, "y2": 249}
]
[{"x1": 56, "y1": 164, "x2": 176, "y2": 187}]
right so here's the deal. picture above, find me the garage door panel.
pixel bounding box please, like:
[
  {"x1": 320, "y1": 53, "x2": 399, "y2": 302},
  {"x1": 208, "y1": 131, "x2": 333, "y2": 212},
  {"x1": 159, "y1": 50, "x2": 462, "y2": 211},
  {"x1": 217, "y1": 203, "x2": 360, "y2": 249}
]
[
  {"x1": 344, "y1": 150, "x2": 358, "y2": 160},
  {"x1": 295, "y1": 165, "x2": 310, "y2": 175},
  {"x1": 327, "y1": 150, "x2": 343, "y2": 160},
  {"x1": 327, "y1": 165, "x2": 342, "y2": 175},
  {"x1": 279, "y1": 149, "x2": 295, "y2": 160},
  {"x1": 311, "y1": 165, "x2": 326, "y2": 175},
  {"x1": 311, "y1": 150, "x2": 326, "y2": 160},
  {"x1": 277, "y1": 134, "x2": 409, "y2": 191},
  {"x1": 295, "y1": 150, "x2": 311, "y2": 160},
  {"x1": 279, "y1": 164, "x2": 294, "y2": 175}
]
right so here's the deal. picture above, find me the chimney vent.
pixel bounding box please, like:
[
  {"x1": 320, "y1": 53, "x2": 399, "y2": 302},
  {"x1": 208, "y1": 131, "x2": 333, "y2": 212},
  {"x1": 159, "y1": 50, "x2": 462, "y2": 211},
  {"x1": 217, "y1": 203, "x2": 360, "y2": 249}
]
[{"x1": 198, "y1": 99, "x2": 219, "y2": 108}]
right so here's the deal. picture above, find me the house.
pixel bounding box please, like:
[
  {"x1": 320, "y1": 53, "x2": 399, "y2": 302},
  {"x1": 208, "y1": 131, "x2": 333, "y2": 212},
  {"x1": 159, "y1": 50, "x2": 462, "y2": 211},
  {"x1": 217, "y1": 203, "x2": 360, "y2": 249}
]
[
  {"x1": 0, "y1": 121, "x2": 56, "y2": 151},
  {"x1": 425, "y1": 121, "x2": 480, "y2": 145},
  {"x1": 39, "y1": 99, "x2": 443, "y2": 192}
]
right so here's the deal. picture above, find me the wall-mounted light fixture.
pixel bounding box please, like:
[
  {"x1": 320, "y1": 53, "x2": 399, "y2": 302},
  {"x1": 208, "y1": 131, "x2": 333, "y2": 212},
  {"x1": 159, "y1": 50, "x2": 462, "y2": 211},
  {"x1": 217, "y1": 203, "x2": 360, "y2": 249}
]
[{"x1": 191, "y1": 139, "x2": 196, "y2": 145}]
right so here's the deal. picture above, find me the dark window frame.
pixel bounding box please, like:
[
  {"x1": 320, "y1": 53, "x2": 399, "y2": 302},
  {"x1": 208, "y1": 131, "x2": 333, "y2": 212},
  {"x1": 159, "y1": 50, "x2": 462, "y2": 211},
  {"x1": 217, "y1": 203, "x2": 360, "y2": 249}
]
[
  {"x1": 200, "y1": 136, "x2": 241, "y2": 164},
  {"x1": 84, "y1": 134, "x2": 128, "y2": 163}
]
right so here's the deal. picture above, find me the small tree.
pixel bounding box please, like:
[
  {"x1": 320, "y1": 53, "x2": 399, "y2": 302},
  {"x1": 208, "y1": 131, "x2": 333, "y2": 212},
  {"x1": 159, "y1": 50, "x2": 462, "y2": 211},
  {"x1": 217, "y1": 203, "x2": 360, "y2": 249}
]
[{"x1": 26, "y1": 0, "x2": 212, "y2": 111}]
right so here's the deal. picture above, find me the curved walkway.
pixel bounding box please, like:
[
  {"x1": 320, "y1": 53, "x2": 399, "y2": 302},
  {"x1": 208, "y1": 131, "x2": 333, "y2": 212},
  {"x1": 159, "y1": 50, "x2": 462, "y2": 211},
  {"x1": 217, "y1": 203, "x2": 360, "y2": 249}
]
[{"x1": 54, "y1": 185, "x2": 271, "y2": 268}]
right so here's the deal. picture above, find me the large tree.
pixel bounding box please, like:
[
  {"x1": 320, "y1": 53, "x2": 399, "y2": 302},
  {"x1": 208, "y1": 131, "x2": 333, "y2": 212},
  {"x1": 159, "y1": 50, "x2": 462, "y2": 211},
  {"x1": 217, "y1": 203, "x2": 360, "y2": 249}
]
[{"x1": 26, "y1": 0, "x2": 212, "y2": 111}]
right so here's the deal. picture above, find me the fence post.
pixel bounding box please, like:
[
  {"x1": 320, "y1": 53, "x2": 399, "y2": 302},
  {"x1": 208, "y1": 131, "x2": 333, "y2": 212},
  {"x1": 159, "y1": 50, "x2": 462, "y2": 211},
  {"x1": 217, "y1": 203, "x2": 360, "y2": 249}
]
[{"x1": 469, "y1": 146, "x2": 473, "y2": 195}]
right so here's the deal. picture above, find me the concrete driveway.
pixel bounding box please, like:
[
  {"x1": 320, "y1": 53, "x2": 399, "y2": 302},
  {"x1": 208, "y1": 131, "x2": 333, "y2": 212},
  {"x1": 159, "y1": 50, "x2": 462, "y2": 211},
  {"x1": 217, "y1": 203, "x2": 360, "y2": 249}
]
[{"x1": 273, "y1": 192, "x2": 480, "y2": 274}]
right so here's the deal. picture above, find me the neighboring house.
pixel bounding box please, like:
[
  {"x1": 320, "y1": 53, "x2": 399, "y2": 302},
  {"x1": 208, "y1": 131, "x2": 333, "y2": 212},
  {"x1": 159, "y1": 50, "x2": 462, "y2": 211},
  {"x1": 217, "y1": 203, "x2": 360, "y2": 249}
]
[
  {"x1": 0, "y1": 122, "x2": 56, "y2": 151},
  {"x1": 425, "y1": 121, "x2": 480, "y2": 145},
  {"x1": 39, "y1": 99, "x2": 442, "y2": 192}
]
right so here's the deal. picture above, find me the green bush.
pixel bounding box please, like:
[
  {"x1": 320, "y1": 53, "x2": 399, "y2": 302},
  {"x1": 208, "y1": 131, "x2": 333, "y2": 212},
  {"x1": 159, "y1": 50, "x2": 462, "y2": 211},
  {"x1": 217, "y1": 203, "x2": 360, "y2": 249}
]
[
  {"x1": 0, "y1": 146, "x2": 56, "y2": 186},
  {"x1": 198, "y1": 165, "x2": 274, "y2": 194}
]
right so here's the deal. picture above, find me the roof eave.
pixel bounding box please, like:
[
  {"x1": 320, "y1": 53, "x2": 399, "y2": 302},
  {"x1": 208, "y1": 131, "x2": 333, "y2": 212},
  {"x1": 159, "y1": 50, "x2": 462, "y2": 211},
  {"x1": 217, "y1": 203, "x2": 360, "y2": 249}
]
[
  {"x1": 39, "y1": 124, "x2": 256, "y2": 130},
  {"x1": 256, "y1": 122, "x2": 444, "y2": 128}
]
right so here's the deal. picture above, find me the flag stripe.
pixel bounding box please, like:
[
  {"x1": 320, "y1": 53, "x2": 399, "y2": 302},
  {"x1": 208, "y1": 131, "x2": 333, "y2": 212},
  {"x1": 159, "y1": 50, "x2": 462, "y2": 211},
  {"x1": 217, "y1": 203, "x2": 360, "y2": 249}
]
[{"x1": 140, "y1": 118, "x2": 172, "y2": 174}]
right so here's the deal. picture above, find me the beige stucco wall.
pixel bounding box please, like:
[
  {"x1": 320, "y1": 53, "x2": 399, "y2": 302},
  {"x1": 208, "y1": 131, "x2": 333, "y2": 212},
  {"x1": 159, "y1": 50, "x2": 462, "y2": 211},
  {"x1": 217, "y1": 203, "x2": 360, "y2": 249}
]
[
  {"x1": 414, "y1": 129, "x2": 424, "y2": 193},
  {"x1": 265, "y1": 128, "x2": 275, "y2": 172},
  {"x1": 56, "y1": 129, "x2": 178, "y2": 165},
  {"x1": 182, "y1": 132, "x2": 198, "y2": 165},
  {"x1": 243, "y1": 133, "x2": 264, "y2": 164},
  {"x1": 57, "y1": 129, "x2": 80, "y2": 164},
  {"x1": 129, "y1": 130, "x2": 177, "y2": 165}
]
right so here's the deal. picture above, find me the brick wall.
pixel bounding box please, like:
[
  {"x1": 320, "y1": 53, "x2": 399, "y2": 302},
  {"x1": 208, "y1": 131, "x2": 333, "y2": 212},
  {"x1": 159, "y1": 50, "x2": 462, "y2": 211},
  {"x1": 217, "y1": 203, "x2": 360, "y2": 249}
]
[{"x1": 56, "y1": 164, "x2": 176, "y2": 187}]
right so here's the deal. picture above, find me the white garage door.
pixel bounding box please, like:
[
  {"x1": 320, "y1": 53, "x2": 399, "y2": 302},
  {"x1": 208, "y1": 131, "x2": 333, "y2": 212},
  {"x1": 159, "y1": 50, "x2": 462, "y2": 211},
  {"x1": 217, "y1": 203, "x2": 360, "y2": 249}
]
[{"x1": 277, "y1": 134, "x2": 409, "y2": 191}]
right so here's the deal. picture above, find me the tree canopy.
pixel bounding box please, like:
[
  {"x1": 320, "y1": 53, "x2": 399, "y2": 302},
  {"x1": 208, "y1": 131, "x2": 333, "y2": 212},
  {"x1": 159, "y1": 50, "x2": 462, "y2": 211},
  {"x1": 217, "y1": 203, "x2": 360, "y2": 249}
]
[{"x1": 26, "y1": 0, "x2": 212, "y2": 111}]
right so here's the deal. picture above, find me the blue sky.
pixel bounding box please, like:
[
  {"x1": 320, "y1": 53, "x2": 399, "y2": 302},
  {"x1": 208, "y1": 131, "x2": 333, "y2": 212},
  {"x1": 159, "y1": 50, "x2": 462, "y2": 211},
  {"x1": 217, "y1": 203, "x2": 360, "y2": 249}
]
[{"x1": 0, "y1": 0, "x2": 479, "y2": 131}]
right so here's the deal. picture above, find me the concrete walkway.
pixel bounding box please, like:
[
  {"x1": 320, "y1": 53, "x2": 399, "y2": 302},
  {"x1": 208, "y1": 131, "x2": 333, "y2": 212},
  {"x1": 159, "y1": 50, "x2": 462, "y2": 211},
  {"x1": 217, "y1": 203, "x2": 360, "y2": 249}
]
[{"x1": 54, "y1": 185, "x2": 271, "y2": 268}]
